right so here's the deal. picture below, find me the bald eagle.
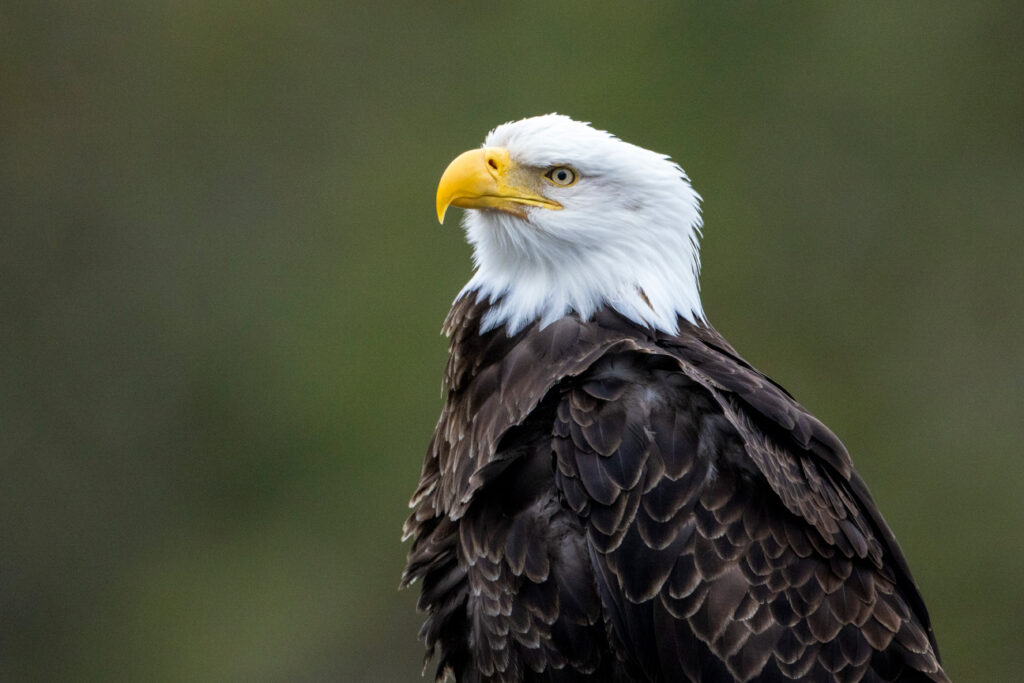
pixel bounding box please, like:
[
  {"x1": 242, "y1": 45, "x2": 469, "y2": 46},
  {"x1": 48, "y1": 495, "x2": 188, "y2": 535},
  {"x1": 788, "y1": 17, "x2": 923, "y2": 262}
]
[{"x1": 403, "y1": 115, "x2": 947, "y2": 682}]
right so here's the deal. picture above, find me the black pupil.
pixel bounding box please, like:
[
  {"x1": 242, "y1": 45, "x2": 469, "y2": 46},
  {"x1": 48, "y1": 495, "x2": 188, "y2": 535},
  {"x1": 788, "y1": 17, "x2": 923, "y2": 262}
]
[{"x1": 556, "y1": 169, "x2": 568, "y2": 182}]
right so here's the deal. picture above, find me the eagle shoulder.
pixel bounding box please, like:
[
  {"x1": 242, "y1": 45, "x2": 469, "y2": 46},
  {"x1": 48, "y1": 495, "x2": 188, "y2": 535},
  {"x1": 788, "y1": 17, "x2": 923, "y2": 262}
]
[{"x1": 551, "y1": 329, "x2": 946, "y2": 681}]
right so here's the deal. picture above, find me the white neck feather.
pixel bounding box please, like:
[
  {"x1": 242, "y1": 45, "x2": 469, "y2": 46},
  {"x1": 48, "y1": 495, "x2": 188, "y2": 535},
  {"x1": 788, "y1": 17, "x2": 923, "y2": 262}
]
[{"x1": 459, "y1": 193, "x2": 704, "y2": 335}]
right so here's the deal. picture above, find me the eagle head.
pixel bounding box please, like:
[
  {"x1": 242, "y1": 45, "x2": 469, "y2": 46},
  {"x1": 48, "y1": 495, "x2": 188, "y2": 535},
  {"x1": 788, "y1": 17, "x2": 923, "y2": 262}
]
[{"x1": 436, "y1": 114, "x2": 705, "y2": 335}]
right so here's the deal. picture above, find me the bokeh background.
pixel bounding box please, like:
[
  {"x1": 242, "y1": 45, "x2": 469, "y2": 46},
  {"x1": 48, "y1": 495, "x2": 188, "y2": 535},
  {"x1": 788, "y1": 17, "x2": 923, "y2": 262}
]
[{"x1": 3, "y1": 2, "x2": 1022, "y2": 681}]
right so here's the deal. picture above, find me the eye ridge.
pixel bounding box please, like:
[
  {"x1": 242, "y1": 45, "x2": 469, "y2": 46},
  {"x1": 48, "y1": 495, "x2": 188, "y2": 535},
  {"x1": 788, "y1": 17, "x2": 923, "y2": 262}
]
[{"x1": 543, "y1": 165, "x2": 579, "y2": 187}]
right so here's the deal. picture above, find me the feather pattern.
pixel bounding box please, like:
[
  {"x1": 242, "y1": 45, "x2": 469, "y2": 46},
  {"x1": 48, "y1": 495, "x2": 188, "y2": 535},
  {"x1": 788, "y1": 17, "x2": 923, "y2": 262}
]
[{"x1": 403, "y1": 297, "x2": 947, "y2": 682}]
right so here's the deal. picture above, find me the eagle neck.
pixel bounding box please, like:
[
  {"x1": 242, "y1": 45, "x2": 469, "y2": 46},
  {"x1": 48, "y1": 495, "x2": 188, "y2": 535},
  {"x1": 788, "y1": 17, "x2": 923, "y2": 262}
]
[{"x1": 459, "y1": 255, "x2": 705, "y2": 340}]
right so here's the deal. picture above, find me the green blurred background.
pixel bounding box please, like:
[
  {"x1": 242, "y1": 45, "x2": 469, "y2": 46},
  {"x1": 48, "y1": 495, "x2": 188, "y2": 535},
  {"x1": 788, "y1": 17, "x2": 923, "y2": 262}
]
[{"x1": 3, "y1": 2, "x2": 1022, "y2": 681}]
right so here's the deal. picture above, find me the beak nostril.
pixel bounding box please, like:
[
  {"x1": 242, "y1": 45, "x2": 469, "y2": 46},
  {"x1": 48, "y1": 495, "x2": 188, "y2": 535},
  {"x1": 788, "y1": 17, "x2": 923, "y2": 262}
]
[{"x1": 487, "y1": 157, "x2": 499, "y2": 170}]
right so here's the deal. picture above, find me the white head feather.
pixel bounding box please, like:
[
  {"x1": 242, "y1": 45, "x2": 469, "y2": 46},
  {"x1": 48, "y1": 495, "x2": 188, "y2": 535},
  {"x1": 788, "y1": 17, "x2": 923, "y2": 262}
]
[{"x1": 458, "y1": 114, "x2": 705, "y2": 335}]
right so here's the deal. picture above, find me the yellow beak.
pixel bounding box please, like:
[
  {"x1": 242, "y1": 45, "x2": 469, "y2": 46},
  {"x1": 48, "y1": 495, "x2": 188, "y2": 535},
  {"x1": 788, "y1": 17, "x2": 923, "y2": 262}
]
[{"x1": 435, "y1": 147, "x2": 562, "y2": 223}]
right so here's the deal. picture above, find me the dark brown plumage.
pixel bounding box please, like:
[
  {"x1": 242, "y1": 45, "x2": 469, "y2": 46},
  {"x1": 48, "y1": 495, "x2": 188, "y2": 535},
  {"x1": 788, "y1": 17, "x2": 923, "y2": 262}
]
[{"x1": 403, "y1": 295, "x2": 948, "y2": 682}]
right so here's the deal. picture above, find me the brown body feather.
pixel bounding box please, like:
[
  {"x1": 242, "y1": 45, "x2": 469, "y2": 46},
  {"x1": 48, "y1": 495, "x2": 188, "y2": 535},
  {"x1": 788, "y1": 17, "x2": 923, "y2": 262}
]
[{"x1": 403, "y1": 293, "x2": 947, "y2": 683}]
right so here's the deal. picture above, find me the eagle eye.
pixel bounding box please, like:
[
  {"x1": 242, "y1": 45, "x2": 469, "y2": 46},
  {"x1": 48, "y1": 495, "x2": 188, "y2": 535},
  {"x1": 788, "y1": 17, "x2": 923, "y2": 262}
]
[{"x1": 543, "y1": 166, "x2": 578, "y2": 187}]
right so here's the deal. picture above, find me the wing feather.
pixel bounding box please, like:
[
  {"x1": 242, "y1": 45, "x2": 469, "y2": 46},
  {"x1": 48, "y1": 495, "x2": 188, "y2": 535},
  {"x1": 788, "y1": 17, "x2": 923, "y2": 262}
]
[{"x1": 551, "y1": 345, "x2": 948, "y2": 682}]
